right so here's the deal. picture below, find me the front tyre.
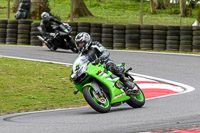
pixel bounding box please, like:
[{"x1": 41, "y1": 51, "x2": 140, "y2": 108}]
[
  {"x1": 46, "y1": 43, "x2": 57, "y2": 51},
  {"x1": 83, "y1": 86, "x2": 111, "y2": 113},
  {"x1": 71, "y1": 47, "x2": 78, "y2": 53},
  {"x1": 126, "y1": 84, "x2": 145, "y2": 108},
  {"x1": 49, "y1": 46, "x2": 57, "y2": 51}
]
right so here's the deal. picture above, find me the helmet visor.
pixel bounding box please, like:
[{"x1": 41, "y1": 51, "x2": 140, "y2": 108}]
[{"x1": 43, "y1": 16, "x2": 49, "y2": 21}]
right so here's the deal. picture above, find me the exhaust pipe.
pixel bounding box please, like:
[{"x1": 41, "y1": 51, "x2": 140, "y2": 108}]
[
  {"x1": 37, "y1": 36, "x2": 48, "y2": 43},
  {"x1": 37, "y1": 36, "x2": 48, "y2": 47}
]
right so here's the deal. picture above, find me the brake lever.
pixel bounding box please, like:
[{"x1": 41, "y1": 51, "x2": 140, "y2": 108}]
[
  {"x1": 125, "y1": 67, "x2": 134, "y2": 81},
  {"x1": 126, "y1": 67, "x2": 132, "y2": 72}
]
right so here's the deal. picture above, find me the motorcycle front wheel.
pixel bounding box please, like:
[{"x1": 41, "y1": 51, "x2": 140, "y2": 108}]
[
  {"x1": 126, "y1": 84, "x2": 145, "y2": 108},
  {"x1": 83, "y1": 86, "x2": 111, "y2": 113},
  {"x1": 48, "y1": 46, "x2": 57, "y2": 51},
  {"x1": 71, "y1": 47, "x2": 78, "y2": 53}
]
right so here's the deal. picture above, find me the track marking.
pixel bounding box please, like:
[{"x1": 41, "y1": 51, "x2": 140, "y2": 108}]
[
  {"x1": 0, "y1": 48, "x2": 198, "y2": 132},
  {"x1": 111, "y1": 49, "x2": 200, "y2": 57},
  {"x1": 143, "y1": 127, "x2": 200, "y2": 133},
  {"x1": 0, "y1": 54, "x2": 195, "y2": 112},
  {"x1": 0, "y1": 55, "x2": 195, "y2": 98},
  {"x1": 131, "y1": 73, "x2": 195, "y2": 100},
  {"x1": 0, "y1": 55, "x2": 73, "y2": 66}
]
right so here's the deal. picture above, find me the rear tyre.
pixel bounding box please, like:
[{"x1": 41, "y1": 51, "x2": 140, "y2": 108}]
[
  {"x1": 83, "y1": 86, "x2": 111, "y2": 113},
  {"x1": 126, "y1": 84, "x2": 145, "y2": 108}
]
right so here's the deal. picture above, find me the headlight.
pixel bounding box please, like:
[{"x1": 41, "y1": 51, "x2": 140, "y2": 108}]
[
  {"x1": 77, "y1": 64, "x2": 87, "y2": 77},
  {"x1": 70, "y1": 73, "x2": 77, "y2": 80},
  {"x1": 71, "y1": 63, "x2": 88, "y2": 81}
]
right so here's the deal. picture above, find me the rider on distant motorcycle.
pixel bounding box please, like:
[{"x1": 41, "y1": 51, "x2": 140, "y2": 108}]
[
  {"x1": 40, "y1": 12, "x2": 62, "y2": 39},
  {"x1": 75, "y1": 32, "x2": 139, "y2": 93},
  {"x1": 40, "y1": 12, "x2": 74, "y2": 48}
]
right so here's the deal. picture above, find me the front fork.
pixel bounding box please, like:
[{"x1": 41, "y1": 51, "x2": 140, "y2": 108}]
[
  {"x1": 87, "y1": 79, "x2": 104, "y2": 97},
  {"x1": 74, "y1": 79, "x2": 103, "y2": 96}
]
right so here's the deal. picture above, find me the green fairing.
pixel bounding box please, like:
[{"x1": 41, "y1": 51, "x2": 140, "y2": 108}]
[
  {"x1": 117, "y1": 64, "x2": 127, "y2": 73},
  {"x1": 74, "y1": 63, "x2": 131, "y2": 104},
  {"x1": 71, "y1": 55, "x2": 145, "y2": 113}
]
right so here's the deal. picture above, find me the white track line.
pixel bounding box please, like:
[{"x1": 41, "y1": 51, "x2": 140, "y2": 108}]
[
  {"x1": 0, "y1": 55, "x2": 73, "y2": 66},
  {"x1": 137, "y1": 83, "x2": 184, "y2": 92},
  {"x1": 131, "y1": 72, "x2": 195, "y2": 100},
  {"x1": 111, "y1": 49, "x2": 200, "y2": 57}
]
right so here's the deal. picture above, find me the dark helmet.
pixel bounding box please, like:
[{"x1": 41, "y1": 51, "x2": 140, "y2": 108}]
[
  {"x1": 41, "y1": 12, "x2": 49, "y2": 21},
  {"x1": 75, "y1": 32, "x2": 92, "y2": 53}
]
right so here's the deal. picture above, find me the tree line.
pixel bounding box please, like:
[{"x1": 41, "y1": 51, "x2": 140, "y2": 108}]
[
  {"x1": 12, "y1": 0, "x2": 200, "y2": 20},
  {"x1": 150, "y1": 0, "x2": 200, "y2": 17},
  {"x1": 12, "y1": 0, "x2": 92, "y2": 20}
]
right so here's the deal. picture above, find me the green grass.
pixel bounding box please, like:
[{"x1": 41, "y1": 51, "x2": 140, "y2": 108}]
[
  {"x1": 0, "y1": 0, "x2": 199, "y2": 25},
  {"x1": 78, "y1": 0, "x2": 198, "y2": 25},
  {"x1": 48, "y1": 0, "x2": 198, "y2": 25},
  {"x1": 0, "y1": 57, "x2": 87, "y2": 114}
]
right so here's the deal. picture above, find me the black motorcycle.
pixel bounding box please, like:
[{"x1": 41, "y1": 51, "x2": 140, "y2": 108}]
[{"x1": 37, "y1": 23, "x2": 78, "y2": 53}]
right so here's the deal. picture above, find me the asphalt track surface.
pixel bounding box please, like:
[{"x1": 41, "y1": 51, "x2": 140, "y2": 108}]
[{"x1": 0, "y1": 45, "x2": 200, "y2": 133}]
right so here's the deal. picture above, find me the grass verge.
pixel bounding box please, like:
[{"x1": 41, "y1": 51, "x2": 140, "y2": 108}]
[{"x1": 0, "y1": 57, "x2": 87, "y2": 114}]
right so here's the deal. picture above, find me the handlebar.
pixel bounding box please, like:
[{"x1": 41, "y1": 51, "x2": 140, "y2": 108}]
[
  {"x1": 126, "y1": 67, "x2": 132, "y2": 72},
  {"x1": 125, "y1": 67, "x2": 134, "y2": 81},
  {"x1": 54, "y1": 33, "x2": 59, "y2": 38}
]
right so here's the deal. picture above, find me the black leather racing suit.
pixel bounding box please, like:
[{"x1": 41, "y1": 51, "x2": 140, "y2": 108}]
[
  {"x1": 40, "y1": 16, "x2": 75, "y2": 48},
  {"x1": 80, "y1": 41, "x2": 125, "y2": 78},
  {"x1": 80, "y1": 41, "x2": 135, "y2": 92},
  {"x1": 40, "y1": 16, "x2": 62, "y2": 36}
]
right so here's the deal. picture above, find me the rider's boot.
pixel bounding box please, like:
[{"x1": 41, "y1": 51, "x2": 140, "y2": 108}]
[
  {"x1": 106, "y1": 61, "x2": 139, "y2": 95},
  {"x1": 120, "y1": 74, "x2": 134, "y2": 89},
  {"x1": 120, "y1": 74, "x2": 139, "y2": 95}
]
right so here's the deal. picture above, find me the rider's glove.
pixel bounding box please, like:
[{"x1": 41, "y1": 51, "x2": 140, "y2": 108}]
[
  {"x1": 92, "y1": 58, "x2": 100, "y2": 65},
  {"x1": 60, "y1": 32, "x2": 68, "y2": 36},
  {"x1": 50, "y1": 33, "x2": 56, "y2": 37},
  {"x1": 63, "y1": 23, "x2": 69, "y2": 27}
]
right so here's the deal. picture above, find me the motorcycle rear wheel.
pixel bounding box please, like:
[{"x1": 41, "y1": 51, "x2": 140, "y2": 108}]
[
  {"x1": 126, "y1": 84, "x2": 145, "y2": 108},
  {"x1": 83, "y1": 86, "x2": 111, "y2": 113}
]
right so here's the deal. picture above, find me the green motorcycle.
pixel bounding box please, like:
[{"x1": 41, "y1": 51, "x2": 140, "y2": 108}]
[{"x1": 70, "y1": 55, "x2": 145, "y2": 113}]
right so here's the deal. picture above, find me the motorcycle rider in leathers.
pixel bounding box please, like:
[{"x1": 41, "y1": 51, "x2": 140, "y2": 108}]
[
  {"x1": 75, "y1": 32, "x2": 139, "y2": 94},
  {"x1": 40, "y1": 12, "x2": 75, "y2": 48}
]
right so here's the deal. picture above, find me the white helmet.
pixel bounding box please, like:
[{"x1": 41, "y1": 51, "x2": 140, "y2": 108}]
[
  {"x1": 41, "y1": 12, "x2": 49, "y2": 21},
  {"x1": 75, "y1": 32, "x2": 92, "y2": 53}
]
